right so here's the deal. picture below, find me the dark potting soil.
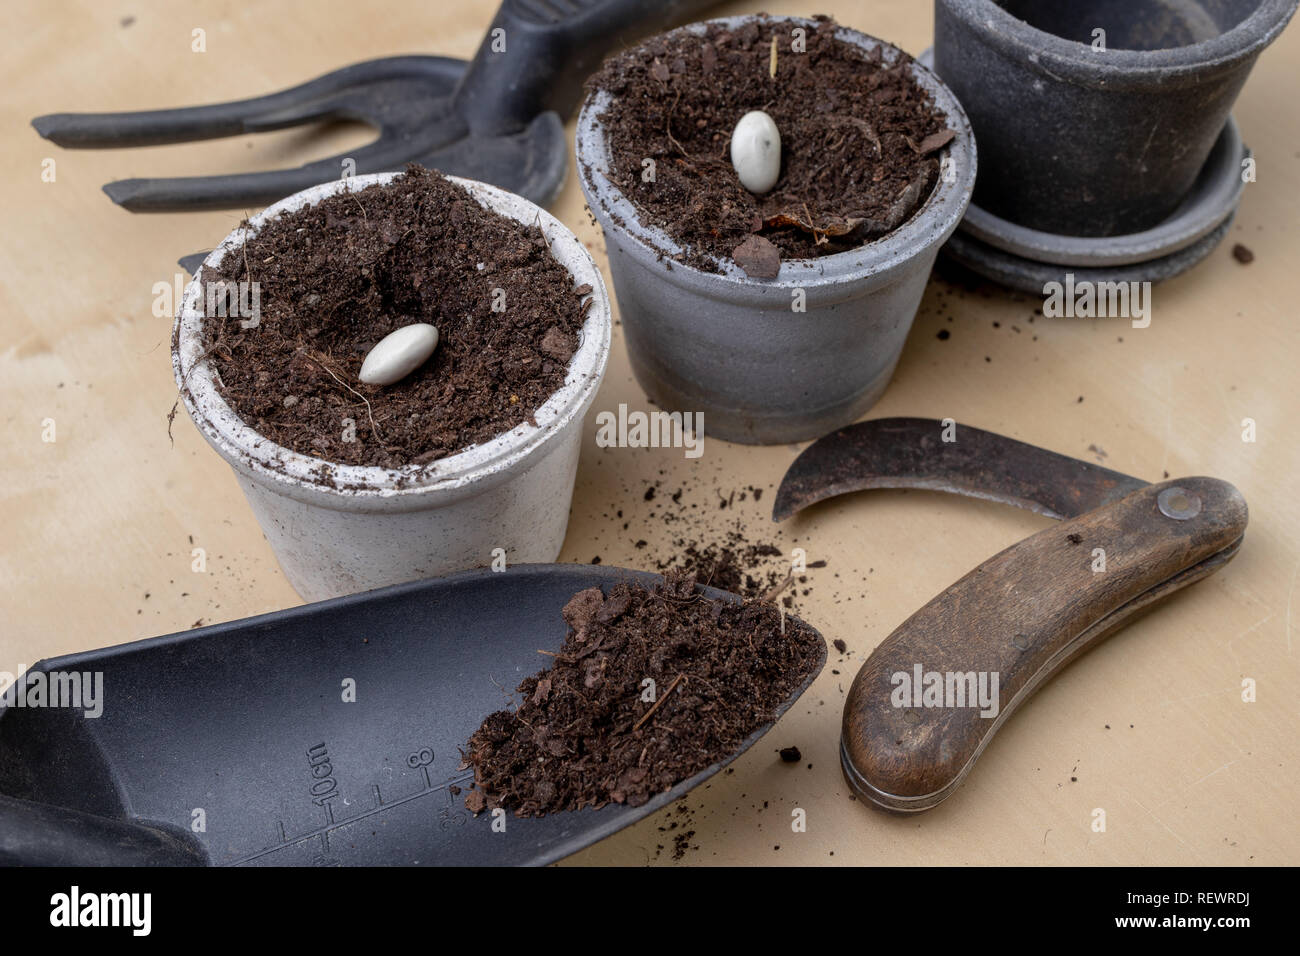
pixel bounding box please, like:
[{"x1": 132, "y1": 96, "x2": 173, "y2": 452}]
[
  {"x1": 588, "y1": 16, "x2": 952, "y2": 274},
  {"x1": 659, "y1": 535, "x2": 784, "y2": 599},
  {"x1": 461, "y1": 571, "x2": 824, "y2": 817},
  {"x1": 202, "y1": 166, "x2": 590, "y2": 470}
]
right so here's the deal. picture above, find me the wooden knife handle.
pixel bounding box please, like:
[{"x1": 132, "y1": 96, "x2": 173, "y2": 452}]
[{"x1": 841, "y1": 477, "x2": 1248, "y2": 812}]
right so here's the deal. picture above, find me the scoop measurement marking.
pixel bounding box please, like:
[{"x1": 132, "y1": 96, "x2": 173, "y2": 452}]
[{"x1": 226, "y1": 744, "x2": 474, "y2": 866}]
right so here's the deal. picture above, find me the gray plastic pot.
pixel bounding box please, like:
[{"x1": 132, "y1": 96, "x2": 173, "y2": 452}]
[
  {"x1": 173, "y1": 173, "x2": 611, "y2": 602},
  {"x1": 934, "y1": 0, "x2": 1297, "y2": 237},
  {"x1": 576, "y1": 16, "x2": 976, "y2": 445}
]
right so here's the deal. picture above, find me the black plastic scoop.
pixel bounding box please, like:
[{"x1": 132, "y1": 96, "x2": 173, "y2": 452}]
[
  {"x1": 30, "y1": 0, "x2": 716, "y2": 212},
  {"x1": 0, "y1": 564, "x2": 824, "y2": 866}
]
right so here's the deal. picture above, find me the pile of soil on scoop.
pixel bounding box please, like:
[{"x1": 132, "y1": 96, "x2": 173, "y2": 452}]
[
  {"x1": 201, "y1": 165, "x2": 590, "y2": 471},
  {"x1": 588, "y1": 16, "x2": 952, "y2": 274},
  {"x1": 462, "y1": 571, "x2": 824, "y2": 816}
]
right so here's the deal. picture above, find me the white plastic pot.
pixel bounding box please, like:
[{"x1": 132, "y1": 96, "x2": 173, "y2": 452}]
[{"x1": 172, "y1": 173, "x2": 611, "y2": 602}]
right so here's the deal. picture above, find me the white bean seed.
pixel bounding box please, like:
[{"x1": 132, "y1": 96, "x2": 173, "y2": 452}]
[
  {"x1": 730, "y1": 110, "x2": 782, "y2": 194},
  {"x1": 358, "y1": 323, "x2": 439, "y2": 386}
]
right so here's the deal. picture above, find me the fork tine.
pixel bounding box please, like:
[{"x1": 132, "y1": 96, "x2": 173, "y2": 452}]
[
  {"x1": 101, "y1": 141, "x2": 417, "y2": 212},
  {"x1": 31, "y1": 56, "x2": 462, "y2": 148}
]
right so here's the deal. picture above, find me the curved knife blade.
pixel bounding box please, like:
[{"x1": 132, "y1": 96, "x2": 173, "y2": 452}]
[{"x1": 773, "y1": 418, "x2": 1149, "y2": 522}]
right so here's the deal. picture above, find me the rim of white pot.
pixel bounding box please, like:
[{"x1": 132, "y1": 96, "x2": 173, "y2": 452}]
[
  {"x1": 941, "y1": 0, "x2": 1299, "y2": 87},
  {"x1": 576, "y1": 15, "x2": 977, "y2": 303},
  {"x1": 172, "y1": 173, "x2": 611, "y2": 501}
]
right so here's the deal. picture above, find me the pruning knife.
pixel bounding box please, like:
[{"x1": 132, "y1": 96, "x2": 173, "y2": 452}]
[{"x1": 773, "y1": 417, "x2": 1248, "y2": 813}]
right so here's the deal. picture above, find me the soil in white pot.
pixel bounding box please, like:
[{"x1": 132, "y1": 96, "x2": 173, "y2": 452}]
[
  {"x1": 202, "y1": 166, "x2": 593, "y2": 472},
  {"x1": 587, "y1": 16, "x2": 954, "y2": 276}
]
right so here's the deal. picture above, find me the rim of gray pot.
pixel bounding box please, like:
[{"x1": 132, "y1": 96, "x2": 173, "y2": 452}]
[
  {"x1": 942, "y1": 214, "x2": 1236, "y2": 294},
  {"x1": 576, "y1": 15, "x2": 977, "y2": 306},
  {"x1": 940, "y1": 0, "x2": 1299, "y2": 89},
  {"x1": 959, "y1": 114, "x2": 1247, "y2": 266}
]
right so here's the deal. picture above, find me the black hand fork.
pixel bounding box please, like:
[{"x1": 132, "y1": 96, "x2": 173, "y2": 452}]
[
  {"x1": 34, "y1": 56, "x2": 478, "y2": 212},
  {"x1": 31, "y1": 0, "x2": 718, "y2": 212}
]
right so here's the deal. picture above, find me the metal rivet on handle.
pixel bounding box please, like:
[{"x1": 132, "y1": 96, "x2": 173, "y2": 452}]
[{"x1": 1158, "y1": 487, "x2": 1201, "y2": 520}]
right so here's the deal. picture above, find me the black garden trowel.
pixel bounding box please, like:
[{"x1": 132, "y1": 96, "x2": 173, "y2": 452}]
[
  {"x1": 774, "y1": 417, "x2": 1247, "y2": 813},
  {"x1": 31, "y1": 0, "x2": 717, "y2": 213},
  {"x1": 0, "y1": 565, "x2": 824, "y2": 867}
]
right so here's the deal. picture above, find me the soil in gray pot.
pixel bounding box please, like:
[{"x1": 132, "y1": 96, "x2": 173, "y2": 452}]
[
  {"x1": 201, "y1": 166, "x2": 592, "y2": 469},
  {"x1": 461, "y1": 571, "x2": 824, "y2": 816},
  {"x1": 587, "y1": 16, "x2": 953, "y2": 274}
]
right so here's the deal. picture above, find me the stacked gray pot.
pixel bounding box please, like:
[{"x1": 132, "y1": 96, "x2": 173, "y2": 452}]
[{"x1": 932, "y1": 0, "x2": 1298, "y2": 291}]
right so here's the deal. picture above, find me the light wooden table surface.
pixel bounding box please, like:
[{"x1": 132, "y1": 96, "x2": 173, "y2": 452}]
[{"x1": 3, "y1": 0, "x2": 1297, "y2": 866}]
